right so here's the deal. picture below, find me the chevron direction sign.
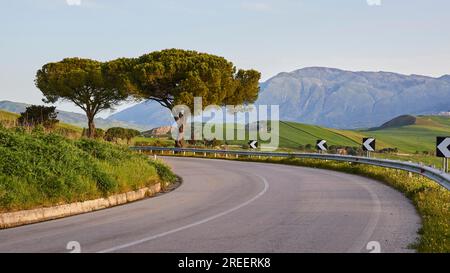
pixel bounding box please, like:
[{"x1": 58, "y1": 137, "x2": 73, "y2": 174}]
[
  {"x1": 316, "y1": 140, "x2": 328, "y2": 151},
  {"x1": 436, "y1": 137, "x2": 450, "y2": 158},
  {"x1": 362, "y1": 138, "x2": 376, "y2": 152},
  {"x1": 248, "y1": 140, "x2": 258, "y2": 149}
]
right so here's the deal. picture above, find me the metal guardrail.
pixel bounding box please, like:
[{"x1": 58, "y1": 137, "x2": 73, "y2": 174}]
[{"x1": 130, "y1": 146, "x2": 450, "y2": 190}]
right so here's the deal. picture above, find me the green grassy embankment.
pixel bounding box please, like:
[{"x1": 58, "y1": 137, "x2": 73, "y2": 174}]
[{"x1": 0, "y1": 125, "x2": 177, "y2": 213}]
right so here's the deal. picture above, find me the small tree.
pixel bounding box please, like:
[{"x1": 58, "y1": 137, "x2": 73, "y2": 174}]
[
  {"x1": 18, "y1": 105, "x2": 59, "y2": 129},
  {"x1": 35, "y1": 58, "x2": 130, "y2": 138},
  {"x1": 104, "y1": 127, "x2": 126, "y2": 143},
  {"x1": 103, "y1": 127, "x2": 139, "y2": 144},
  {"x1": 124, "y1": 128, "x2": 141, "y2": 144}
]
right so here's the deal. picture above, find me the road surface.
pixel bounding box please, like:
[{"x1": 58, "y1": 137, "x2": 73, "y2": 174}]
[{"x1": 0, "y1": 157, "x2": 420, "y2": 253}]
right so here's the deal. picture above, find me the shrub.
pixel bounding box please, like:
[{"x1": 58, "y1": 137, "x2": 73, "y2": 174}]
[
  {"x1": 104, "y1": 127, "x2": 141, "y2": 143},
  {"x1": 18, "y1": 105, "x2": 59, "y2": 129}
]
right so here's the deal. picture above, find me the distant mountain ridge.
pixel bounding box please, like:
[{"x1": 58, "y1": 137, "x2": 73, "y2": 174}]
[
  {"x1": 107, "y1": 100, "x2": 174, "y2": 129},
  {"x1": 0, "y1": 100, "x2": 150, "y2": 130},
  {"x1": 256, "y1": 67, "x2": 450, "y2": 128},
  {"x1": 107, "y1": 67, "x2": 450, "y2": 129}
]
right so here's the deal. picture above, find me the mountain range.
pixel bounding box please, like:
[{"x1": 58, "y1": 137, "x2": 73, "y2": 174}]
[
  {"x1": 108, "y1": 67, "x2": 450, "y2": 129},
  {"x1": 0, "y1": 100, "x2": 150, "y2": 131}
]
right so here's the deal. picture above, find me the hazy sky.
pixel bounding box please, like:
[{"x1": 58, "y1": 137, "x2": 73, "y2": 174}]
[{"x1": 1, "y1": 0, "x2": 449, "y2": 116}]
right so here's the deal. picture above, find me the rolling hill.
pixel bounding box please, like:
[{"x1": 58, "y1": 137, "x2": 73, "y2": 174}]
[
  {"x1": 0, "y1": 100, "x2": 151, "y2": 131},
  {"x1": 359, "y1": 115, "x2": 450, "y2": 154},
  {"x1": 222, "y1": 120, "x2": 391, "y2": 151},
  {"x1": 222, "y1": 115, "x2": 450, "y2": 154},
  {"x1": 0, "y1": 109, "x2": 83, "y2": 138}
]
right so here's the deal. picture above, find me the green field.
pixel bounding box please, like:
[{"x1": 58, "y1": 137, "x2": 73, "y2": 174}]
[
  {"x1": 0, "y1": 110, "x2": 19, "y2": 123},
  {"x1": 226, "y1": 116, "x2": 450, "y2": 155},
  {"x1": 222, "y1": 121, "x2": 390, "y2": 151},
  {"x1": 359, "y1": 115, "x2": 450, "y2": 154}
]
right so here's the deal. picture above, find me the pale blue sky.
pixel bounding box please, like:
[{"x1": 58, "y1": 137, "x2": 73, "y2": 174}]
[{"x1": 1, "y1": 0, "x2": 449, "y2": 116}]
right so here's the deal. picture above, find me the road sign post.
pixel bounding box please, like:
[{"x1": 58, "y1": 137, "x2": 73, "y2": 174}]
[
  {"x1": 316, "y1": 140, "x2": 328, "y2": 154},
  {"x1": 248, "y1": 140, "x2": 258, "y2": 149},
  {"x1": 362, "y1": 137, "x2": 376, "y2": 158},
  {"x1": 436, "y1": 137, "x2": 450, "y2": 172}
]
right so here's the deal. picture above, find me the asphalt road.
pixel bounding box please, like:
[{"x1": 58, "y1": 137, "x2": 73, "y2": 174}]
[{"x1": 0, "y1": 157, "x2": 420, "y2": 253}]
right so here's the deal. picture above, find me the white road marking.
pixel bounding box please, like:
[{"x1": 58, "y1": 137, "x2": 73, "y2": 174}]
[
  {"x1": 97, "y1": 175, "x2": 269, "y2": 253},
  {"x1": 346, "y1": 178, "x2": 381, "y2": 253}
]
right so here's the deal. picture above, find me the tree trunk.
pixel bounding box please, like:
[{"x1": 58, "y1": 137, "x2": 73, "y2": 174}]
[
  {"x1": 174, "y1": 113, "x2": 186, "y2": 148},
  {"x1": 87, "y1": 117, "x2": 96, "y2": 138}
]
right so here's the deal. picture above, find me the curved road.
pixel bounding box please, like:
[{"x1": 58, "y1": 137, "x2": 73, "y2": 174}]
[{"x1": 0, "y1": 157, "x2": 420, "y2": 253}]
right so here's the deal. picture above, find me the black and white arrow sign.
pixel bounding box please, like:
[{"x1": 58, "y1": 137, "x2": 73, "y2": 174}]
[
  {"x1": 363, "y1": 138, "x2": 376, "y2": 152},
  {"x1": 316, "y1": 140, "x2": 328, "y2": 151},
  {"x1": 436, "y1": 137, "x2": 450, "y2": 158},
  {"x1": 248, "y1": 140, "x2": 258, "y2": 149}
]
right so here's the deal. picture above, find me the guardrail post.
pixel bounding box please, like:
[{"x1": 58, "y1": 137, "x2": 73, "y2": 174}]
[
  {"x1": 183, "y1": 151, "x2": 186, "y2": 156},
  {"x1": 236, "y1": 154, "x2": 239, "y2": 158},
  {"x1": 214, "y1": 153, "x2": 217, "y2": 158},
  {"x1": 153, "y1": 154, "x2": 157, "y2": 160},
  {"x1": 204, "y1": 152, "x2": 207, "y2": 157}
]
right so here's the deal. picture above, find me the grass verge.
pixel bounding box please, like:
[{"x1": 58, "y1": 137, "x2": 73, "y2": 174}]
[{"x1": 0, "y1": 126, "x2": 177, "y2": 213}]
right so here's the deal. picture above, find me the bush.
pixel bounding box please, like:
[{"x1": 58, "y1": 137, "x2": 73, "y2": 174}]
[
  {"x1": 104, "y1": 127, "x2": 141, "y2": 144},
  {"x1": 18, "y1": 105, "x2": 59, "y2": 129}
]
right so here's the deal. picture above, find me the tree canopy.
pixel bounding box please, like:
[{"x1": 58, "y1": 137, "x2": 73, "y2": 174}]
[
  {"x1": 104, "y1": 127, "x2": 140, "y2": 144},
  {"x1": 35, "y1": 58, "x2": 129, "y2": 138},
  {"x1": 34, "y1": 50, "x2": 261, "y2": 143},
  {"x1": 126, "y1": 49, "x2": 261, "y2": 111}
]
